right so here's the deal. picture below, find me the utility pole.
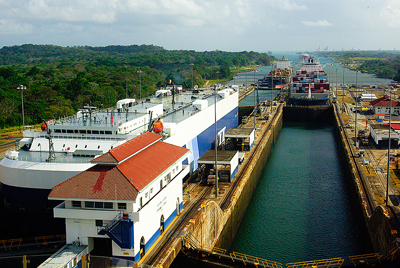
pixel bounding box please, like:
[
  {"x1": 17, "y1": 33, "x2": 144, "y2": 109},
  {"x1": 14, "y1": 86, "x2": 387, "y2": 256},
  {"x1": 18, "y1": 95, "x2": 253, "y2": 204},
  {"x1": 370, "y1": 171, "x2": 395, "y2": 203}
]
[
  {"x1": 386, "y1": 88, "x2": 392, "y2": 206},
  {"x1": 137, "y1": 70, "x2": 143, "y2": 100},
  {"x1": 215, "y1": 71, "x2": 219, "y2": 198},
  {"x1": 18, "y1": 84, "x2": 26, "y2": 132}
]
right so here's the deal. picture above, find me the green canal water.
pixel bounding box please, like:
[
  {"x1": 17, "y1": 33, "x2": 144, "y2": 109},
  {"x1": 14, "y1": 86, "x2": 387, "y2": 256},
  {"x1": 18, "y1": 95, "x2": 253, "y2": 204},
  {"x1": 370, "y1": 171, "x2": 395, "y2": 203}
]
[{"x1": 229, "y1": 122, "x2": 373, "y2": 264}]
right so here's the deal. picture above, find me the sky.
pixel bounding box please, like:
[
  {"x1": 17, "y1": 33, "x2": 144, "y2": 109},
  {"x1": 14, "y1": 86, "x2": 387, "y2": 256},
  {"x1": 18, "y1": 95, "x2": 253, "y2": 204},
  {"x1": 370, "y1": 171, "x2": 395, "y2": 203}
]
[{"x1": 1, "y1": 0, "x2": 400, "y2": 53}]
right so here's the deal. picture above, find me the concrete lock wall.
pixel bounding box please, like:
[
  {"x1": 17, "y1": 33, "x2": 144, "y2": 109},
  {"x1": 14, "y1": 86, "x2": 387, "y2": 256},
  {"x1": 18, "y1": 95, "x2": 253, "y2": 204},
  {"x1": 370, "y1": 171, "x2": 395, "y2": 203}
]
[{"x1": 332, "y1": 104, "x2": 398, "y2": 257}]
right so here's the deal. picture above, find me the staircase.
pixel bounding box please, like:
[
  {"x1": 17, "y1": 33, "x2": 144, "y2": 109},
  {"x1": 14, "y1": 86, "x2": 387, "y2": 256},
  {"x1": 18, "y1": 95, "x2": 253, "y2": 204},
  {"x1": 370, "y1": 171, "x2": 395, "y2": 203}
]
[{"x1": 98, "y1": 212, "x2": 133, "y2": 249}]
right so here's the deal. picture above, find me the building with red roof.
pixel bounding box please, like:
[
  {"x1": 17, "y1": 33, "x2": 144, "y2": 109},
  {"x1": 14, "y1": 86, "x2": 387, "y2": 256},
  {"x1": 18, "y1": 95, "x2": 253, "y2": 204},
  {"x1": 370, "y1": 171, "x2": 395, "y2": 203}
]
[
  {"x1": 370, "y1": 96, "x2": 400, "y2": 115},
  {"x1": 48, "y1": 132, "x2": 190, "y2": 262}
]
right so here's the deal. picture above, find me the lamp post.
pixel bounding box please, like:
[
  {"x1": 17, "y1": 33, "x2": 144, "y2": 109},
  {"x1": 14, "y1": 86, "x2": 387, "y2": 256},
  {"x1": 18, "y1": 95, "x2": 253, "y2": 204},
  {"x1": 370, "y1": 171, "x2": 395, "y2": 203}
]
[
  {"x1": 386, "y1": 89, "x2": 392, "y2": 206},
  {"x1": 253, "y1": 69, "x2": 257, "y2": 130},
  {"x1": 215, "y1": 71, "x2": 219, "y2": 199},
  {"x1": 355, "y1": 71, "x2": 358, "y2": 148},
  {"x1": 137, "y1": 70, "x2": 143, "y2": 100},
  {"x1": 335, "y1": 68, "x2": 338, "y2": 103},
  {"x1": 190, "y1": 63, "x2": 194, "y2": 90},
  {"x1": 17, "y1": 84, "x2": 26, "y2": 132},
  {"x1": 342, "y1": 66, "x2": 345, "y2": 110}
]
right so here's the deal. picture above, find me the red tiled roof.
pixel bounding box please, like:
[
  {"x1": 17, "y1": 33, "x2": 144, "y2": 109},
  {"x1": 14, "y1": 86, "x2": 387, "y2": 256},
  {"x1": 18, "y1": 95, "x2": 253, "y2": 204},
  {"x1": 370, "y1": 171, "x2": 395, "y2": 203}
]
[
  {"x1": 110, "y1": 132, "x2": 162, "y2": 162},
  {"x1": 370, "y1": 96, "x2": 399, "y2": 107},
  {"x1": 91, "y1": 152, "x2": 118, "y2": 164},
  {"x1": 118, "y1": 141, "x2": 189, "y2": 191},
  {"x1": 390, "y1": 123, "x2": 400, "y2": 130},
  {"x1": 91, "y1": 132, "x2": 162, "y2": 164},
  {"x1": 49, "y1": 165, "x2": 138, "y2": 201},
  {"x1": 49, "y1": 133, "x2": 189, "y2": 200}
]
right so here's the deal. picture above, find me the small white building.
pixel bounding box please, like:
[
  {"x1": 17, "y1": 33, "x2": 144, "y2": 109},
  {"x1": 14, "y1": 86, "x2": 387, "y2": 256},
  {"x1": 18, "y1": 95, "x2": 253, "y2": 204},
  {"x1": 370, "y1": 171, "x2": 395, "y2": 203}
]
[
  {"x1": 369, "y1": 124, "x2": 399, "y2": 149},
  {"x1": 48, "y1": 132, "x2": 190, "y2": 263}
]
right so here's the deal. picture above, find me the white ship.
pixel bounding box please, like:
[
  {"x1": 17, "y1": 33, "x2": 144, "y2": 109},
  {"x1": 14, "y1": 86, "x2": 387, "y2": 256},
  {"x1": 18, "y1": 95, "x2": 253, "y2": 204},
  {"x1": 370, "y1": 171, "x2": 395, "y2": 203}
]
[{"x1": 0, "y1": 87, "x2": 239, "y2": 212}]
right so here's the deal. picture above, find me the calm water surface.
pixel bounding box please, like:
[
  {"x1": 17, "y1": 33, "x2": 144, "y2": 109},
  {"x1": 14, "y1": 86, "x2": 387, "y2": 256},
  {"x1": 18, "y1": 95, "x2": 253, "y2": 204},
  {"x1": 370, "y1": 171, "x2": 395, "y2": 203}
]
[{"x1": 229, "y1": 122, "x2": 373, "y2": 264}]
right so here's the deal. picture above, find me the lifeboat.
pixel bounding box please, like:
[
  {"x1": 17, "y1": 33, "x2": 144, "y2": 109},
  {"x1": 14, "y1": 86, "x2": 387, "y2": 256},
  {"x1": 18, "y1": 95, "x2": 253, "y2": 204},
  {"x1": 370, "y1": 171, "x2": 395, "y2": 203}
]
[{"x1": 153, "y1": 120, "x2": 163, "y2": 133}]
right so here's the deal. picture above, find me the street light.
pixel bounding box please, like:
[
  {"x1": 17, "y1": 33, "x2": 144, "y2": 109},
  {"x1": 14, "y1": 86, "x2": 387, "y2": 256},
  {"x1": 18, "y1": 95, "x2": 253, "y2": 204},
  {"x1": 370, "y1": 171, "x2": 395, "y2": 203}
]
[
  {"x1": 190, "y1": 63, "x2": 194, "y2": 90},
  {"x1": 17, "y1": 84, "x2": 26, "y2": 132},
  {"x1": 355, "y1": 71, "x2": 358, "y2": 148},
  {"x1": 214, "y1": 73, "x2": 219, "y2": 199},
  {"x1": 137, "y1": 70, "x2": 143, "y2": 100},
  {"x1": 386, "y1": 88, "x2": 392, "y2": 206}
]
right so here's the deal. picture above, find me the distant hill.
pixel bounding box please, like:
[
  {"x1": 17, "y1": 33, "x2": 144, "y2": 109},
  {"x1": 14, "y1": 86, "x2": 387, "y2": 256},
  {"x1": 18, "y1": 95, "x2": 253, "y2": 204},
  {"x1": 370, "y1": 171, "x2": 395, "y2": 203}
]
[
  {"x1": 0, "y1": 44, "x2": 275, "y2": 128},
  {"x1": 316, "y1": 50, "x2": 400, "y2": 81}
]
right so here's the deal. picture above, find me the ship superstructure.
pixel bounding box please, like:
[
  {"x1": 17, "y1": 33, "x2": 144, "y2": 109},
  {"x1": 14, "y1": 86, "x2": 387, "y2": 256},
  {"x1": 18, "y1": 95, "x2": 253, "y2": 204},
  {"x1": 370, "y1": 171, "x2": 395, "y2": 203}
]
[{"x1": 258, "y1": 56, "x2": 292, "y2": 90}]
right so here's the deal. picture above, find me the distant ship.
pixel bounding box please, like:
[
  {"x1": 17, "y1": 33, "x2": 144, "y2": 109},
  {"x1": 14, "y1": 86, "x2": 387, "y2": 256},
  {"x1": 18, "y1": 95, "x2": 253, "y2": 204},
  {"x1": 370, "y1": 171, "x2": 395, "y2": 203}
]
[
  {"x1": 299, "y1": 53, "x2": 309, "y2": 60},
  {"x1": 257, "y1": 56, "x2": 293, "y2": 90},
  {"x1": 289, "y1": 57, "x2": 330, "y2": 105}
]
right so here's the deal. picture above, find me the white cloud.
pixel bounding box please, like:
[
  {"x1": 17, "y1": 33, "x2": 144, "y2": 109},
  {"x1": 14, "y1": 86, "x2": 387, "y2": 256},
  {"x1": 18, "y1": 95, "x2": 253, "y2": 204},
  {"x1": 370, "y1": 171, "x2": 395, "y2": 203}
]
[
  {"x1": 380, "y1": 2, "x2": 400, "y2": 28},
  {"x1": 17, "y1": 0, "x2": 118, "y2": 24},
  {"x1": 302, "y1": 20, "x2": 333, "y2": 27},
  {"x1": 0, "y1": 19, "x2": 33, "y2": 34},
  {"x1": 264, "y1": 0, "x2": 307, "y2": 11}
]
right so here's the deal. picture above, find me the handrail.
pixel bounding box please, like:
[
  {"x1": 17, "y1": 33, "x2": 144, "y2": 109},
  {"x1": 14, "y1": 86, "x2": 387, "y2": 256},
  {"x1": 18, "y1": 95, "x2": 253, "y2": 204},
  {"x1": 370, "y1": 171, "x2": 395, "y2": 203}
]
[
  {"x1": 286, "y1": 257, "x2": 344, "y2": 268},
  {"x1": 231, "y1": 251, "x2": 283, "y2": 268}
]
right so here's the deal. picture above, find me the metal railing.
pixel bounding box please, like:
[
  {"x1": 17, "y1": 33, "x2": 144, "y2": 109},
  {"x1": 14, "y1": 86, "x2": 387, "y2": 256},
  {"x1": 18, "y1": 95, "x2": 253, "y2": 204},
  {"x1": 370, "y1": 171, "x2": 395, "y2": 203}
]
[
  {"x1": 230, "y1": 252, "x2": 283, "y2": 268},
  {"x1": 286, "y1": 257, "x2": 344, "y2": 268}
]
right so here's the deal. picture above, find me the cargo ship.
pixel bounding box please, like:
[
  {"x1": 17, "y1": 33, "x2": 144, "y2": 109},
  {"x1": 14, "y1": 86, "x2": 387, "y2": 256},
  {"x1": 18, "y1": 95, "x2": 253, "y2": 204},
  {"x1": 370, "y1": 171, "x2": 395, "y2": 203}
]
[
  {"x1": 257, "y1": 56, "x2": 292, "y2": 90},
  {"x1": 289, "y1": 57, "x2": 330, "y2": 105},
  {"x1": 0, "y1": 87, "x2": 239, "y2": 212}
]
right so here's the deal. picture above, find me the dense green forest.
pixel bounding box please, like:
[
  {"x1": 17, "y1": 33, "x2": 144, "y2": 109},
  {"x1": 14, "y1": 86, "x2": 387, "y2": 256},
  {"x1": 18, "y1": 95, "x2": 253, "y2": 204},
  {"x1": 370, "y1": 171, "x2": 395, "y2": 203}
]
[
  {"x1": 0, "y1": 44, "x2": 274, "y2": 128},
  {"x1": 316, "y1": 50, "x2": 400, "y2": 82}
]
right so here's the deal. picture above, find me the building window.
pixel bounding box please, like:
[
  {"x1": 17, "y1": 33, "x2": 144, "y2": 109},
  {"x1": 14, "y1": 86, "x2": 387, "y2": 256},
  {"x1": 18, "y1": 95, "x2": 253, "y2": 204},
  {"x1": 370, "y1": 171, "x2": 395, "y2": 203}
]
[
  {"x1": 85, "y1": 201, "x2": 94, "y2": 208},
  {"x1": 160, "y1": 180, "x2": 163, "y2": 189},
  {"x1": 150, "y1": 188, "x2": 153, "y2": 194},
  {"x1": 140, "y1": 197, "x2": 143, "y2": 207},
  {"x1": 145, "y1": 192, "x2": 148, "y2": 198},
  {"x1": 165, "y1": 173, "x2": 171, "y2": 183},
  {"x1": 95, "y1": 220, "x2": 103, "y2": 227},
  {"x1": 118, "y1": 203, "x2": 127, "y2": 210},
  {"x1": 104, "y1": 202, "x2": 113, "y2": 209},
  {"x1": 72, "y1": 201, "x2": 81, "y2": 208}
]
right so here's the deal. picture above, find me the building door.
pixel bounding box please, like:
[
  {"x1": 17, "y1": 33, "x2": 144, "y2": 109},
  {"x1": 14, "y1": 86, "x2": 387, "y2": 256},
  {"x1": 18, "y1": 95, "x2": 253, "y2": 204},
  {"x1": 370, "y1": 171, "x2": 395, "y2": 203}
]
[
  {"x1": 176, "y1": 198, "x2": 180, "y2": 216},
  {"x1": 91, "y1": 238, "x2": 112, "y2": 257},
  {"x1": 140, "y1": 236, "x2": 145, "y2": 258},
  {"x1": 160, "y1": 215, "x2": 165, "y2": 234}
]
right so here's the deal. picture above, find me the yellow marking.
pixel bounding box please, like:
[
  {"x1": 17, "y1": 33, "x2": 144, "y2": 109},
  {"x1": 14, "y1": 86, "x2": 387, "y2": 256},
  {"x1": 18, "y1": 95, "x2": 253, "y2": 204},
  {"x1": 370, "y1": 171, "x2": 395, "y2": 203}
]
[{"x1": 137, "y1": 215, "x2": 180, "y2": 264}]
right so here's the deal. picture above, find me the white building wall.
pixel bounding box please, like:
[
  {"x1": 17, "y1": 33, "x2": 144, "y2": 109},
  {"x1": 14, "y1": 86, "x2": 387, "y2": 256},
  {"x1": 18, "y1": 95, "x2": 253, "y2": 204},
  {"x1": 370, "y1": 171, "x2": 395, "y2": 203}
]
[{"x1": 132, "y1": 165, "x2": 187, "y2": 259}]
